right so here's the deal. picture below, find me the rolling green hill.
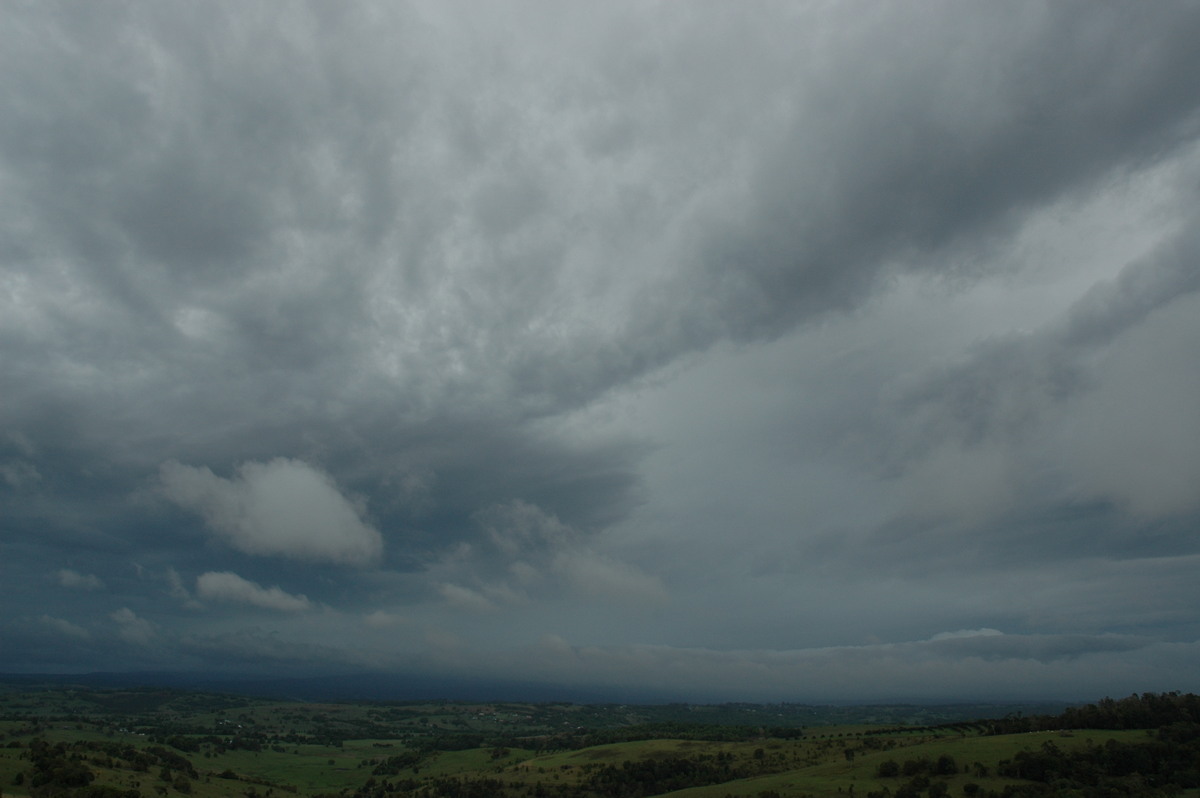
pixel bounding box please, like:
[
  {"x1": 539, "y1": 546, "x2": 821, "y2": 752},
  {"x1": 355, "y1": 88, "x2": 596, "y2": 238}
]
[{"x1": 1, "y1": 686, "x2": 1196, "y2": 797}]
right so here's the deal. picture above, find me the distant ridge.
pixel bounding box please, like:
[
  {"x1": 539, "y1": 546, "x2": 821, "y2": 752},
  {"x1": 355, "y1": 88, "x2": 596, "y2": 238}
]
[
  {"x1": 0, "y1": 670, "x2": 684, "y2": 704},
  {"x1": 0, "y1": 671, "x2": 1077, "y2": 721}
]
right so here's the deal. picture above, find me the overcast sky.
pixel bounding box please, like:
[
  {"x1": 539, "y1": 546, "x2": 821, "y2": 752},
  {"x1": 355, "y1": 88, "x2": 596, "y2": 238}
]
[{"x1": 3, "y1": 1, "x2": 1200, "y2": 703}]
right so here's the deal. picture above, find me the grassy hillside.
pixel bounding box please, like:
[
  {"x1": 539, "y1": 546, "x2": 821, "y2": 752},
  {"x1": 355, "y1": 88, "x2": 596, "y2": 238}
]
[{"x1": 1, "y1": 686, "x2": 1196, "y2": 797}]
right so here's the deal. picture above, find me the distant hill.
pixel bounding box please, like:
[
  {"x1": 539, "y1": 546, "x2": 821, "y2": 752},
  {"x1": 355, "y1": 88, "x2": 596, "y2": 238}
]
[{"x1": 0, "y1": 671, "x2": 1075, "y2": 725}]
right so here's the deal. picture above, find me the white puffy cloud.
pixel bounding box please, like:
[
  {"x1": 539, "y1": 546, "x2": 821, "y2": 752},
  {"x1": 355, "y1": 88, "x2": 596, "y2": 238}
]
[
  {"x1": 56, "y1": 569, "x2": 104, "y2": 591},
  {"x1": 929, "y1": 628, "x2": 1004, "y2": 641},
  {"x1": 160, "y1": 458, "x2": 382, "y2": 565},
  {"x1": 110, "y1": 608, "x2": 155, "y2": 646},
  {"x1": 39, "y1": 615, "x2": 90, "y2": 639},
  {"x1": 438, "y1": 583, "x2": 497, "y2": 614},
  {"x1": 196, "y1": 571, "x2": 312, "y2": 613},
  {"x1": 362, "y1": 610, "x2": 406, "y2": 628}
]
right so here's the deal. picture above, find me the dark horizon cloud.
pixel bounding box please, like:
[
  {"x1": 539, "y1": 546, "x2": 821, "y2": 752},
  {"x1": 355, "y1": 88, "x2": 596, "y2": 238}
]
[{"x1": 3, "y1": 1, "x2": 1200, "y2": 701}]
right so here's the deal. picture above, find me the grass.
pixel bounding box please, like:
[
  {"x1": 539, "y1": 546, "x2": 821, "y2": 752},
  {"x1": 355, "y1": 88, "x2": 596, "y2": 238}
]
[
  {"x1": 658, "y1": 728, "x2": 1161, "y2": 797},
  {"x1": 3, "y1": 687, "x2": 1198, "y2": 797},
  {"x1": 0, "y1": 726, "x2": 1192, "y2": 798}
]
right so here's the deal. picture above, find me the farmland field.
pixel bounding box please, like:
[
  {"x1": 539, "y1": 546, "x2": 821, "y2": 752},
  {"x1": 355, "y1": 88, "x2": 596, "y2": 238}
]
[{"x1": 1, "y1": 683, "x2": 1197, "y2": 797}]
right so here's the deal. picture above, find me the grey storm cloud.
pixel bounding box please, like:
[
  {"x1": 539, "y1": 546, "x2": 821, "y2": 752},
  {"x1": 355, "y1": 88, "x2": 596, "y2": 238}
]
[
  {"x1": 431, "y1": 499, "x2": 666, "y2": 611},
  {"x1": 861, "y1": 230, "x2": 1200, "y2": 530},
  {"x1": 2, "y1": 1, "x2": 1200, "y2": 700},
  {"x1": 344, "y1": 630, "x2": 1190, "y2": 703}
]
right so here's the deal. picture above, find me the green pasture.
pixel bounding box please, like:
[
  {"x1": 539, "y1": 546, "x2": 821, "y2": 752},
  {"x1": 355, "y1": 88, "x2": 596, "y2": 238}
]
[
  {"x1": 658, "y1": 728, "x2": 1162, "y2": 797},
  {"x1": 3, "y1": 686, "x2": 1198, "y2": 798},
  {"x1": 1, "y1": 727, "x2": 1195, "y2": 798}
]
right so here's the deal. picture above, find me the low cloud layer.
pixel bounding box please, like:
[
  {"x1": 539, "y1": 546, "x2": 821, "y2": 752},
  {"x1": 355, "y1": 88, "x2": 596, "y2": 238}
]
[{"x1": 3, "y1": 1, "x2": 1200, "y2": 701}]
